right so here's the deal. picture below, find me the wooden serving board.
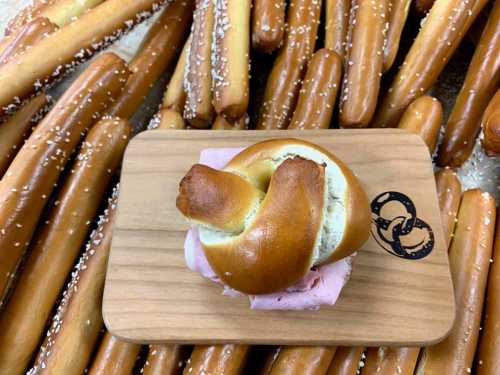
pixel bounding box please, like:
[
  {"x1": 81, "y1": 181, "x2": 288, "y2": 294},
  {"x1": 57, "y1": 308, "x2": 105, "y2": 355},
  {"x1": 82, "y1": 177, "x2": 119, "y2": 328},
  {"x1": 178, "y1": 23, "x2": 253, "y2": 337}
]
[{"x1": 103, "y1": 129, "x2": 455, "y2": 346}]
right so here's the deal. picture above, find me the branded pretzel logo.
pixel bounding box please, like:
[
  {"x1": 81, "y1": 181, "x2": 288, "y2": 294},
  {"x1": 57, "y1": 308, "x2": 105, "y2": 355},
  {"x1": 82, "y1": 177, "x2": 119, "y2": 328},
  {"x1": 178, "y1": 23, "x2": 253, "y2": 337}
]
[{"x1": 371, "y1": 191, "x2": 434, "y2": 260}]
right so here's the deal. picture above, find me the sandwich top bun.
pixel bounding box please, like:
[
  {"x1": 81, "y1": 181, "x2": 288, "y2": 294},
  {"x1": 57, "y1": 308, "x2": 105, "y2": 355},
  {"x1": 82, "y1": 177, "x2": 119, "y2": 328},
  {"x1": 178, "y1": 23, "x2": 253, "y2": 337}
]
[{"x1": 176, "y1": 139, "x2": 371, "y2": 294}]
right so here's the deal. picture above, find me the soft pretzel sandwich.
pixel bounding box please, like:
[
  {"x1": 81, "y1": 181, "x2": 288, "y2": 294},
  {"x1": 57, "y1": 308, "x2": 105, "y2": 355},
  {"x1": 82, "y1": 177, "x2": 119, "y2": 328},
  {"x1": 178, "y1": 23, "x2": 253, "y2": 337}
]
[{"x1": 176, "y1": 139, "x2": 370, "y2": 295}]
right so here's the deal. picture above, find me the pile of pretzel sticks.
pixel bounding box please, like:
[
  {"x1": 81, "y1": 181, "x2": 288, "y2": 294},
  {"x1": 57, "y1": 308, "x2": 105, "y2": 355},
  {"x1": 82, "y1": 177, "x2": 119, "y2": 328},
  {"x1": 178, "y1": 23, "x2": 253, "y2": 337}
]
[{"x1": 0, "y1": 0, "x2": 498, "y2": 374}]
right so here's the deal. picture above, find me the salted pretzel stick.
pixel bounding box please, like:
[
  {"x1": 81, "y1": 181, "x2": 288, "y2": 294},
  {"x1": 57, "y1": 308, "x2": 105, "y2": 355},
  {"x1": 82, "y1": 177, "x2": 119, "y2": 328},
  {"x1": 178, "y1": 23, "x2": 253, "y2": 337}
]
[
  {"x1": 397, "y1": 95, "x2": 443, "y2": 153},
  {"x1": 107, "y1": 0, "x2": 193, "y2": 119},
  {"x1": 339, "y1": 0, "x2": 389, "y2": 128},
  {"x1": 212, "y1": 114, "x2": 247, "y2": 130},
  {"x1": 481, "y1": 88, "x2": 500, "y2": 156},
  {"x1": 5, "y1": 0, "x2": 59, "y2": 35},
  {"x1": 88, "y1": 332, "x2": 141, "y2": 375},
  {"x1": 372, "y1": 0, "x2": 488, "y2": 128},
  {"x1": 435, "y1": 168, "x2": 462, "y2": 249},
  {"x1": 155, "y1": 109, "x2": 186, "y2": 129},
  {"x1": 0, "y1": 53, "x2": 128, "y2": 303},
  {"x1": 256, "y1": 0, "x2": 322, "y2": 130},
  {"x1": 0, "y1": 93, "x2": 50, "y2": 177},
  {"x1": 325, "y1": 0, "x2": 349, "y2": 62},
  {"x1": 28, "y1": 188, "x2": 119, "y2": 375},
  {"x1": 212, "y1": 0, "x2": 251, "y2": 120},
  {"x1": 0, "y1": 117, "x2": 130, "y2": 375},
  {"x1": 326, "y1": 347, "x2": 365, "y2": 375},
  {"x1": 416, "y1": 189, "x2": 496, "y2": 375},
  {"x1": 476, "y1": 211, "x2": 500, "y2": 375},
  {"x1": 0, "y1": 17, "x2": 58, "y2": 65},
  {"x1": 34, "y1": 0, "x2": 105, "y2": 28},
  {"x1": 184, "y1": 0, "x2": 215, "y2": 128},
  {"x1": 363, "y1": 347, "x2": 419, "y2": 375},
  {"x1": 183, "y1": 345, "x2": 249, "y2": 375},
  {"x1": 252, "y1": 0, "x2": 285, "y2": 53},
  {"x1": 0, "y1": 0, "x2": 167, "y2": 116},
  {"x1": 268, "y1": 347, "x2": 336, "y2": 375},
  {"x1": 142, "y1": 345, "x2": 191, "y2": 375},
  {"x1": 163, "y1": 34, "x2": 191, "y2": 113},
  {"x1": 437, "y1": 1, "x2": 500, "y2": 167},
  {"x1": 383, "y1": 0, "x2": 411, "y2": 72},
  {"x1": 288, "y1": 48, "x2": 342, "y2": 130}
]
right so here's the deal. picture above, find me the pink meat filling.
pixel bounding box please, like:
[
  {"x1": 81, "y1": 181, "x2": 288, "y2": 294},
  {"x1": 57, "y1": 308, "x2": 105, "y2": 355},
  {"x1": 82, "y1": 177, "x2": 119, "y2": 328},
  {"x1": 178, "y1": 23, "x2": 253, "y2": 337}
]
[{"x1": 183, "y1": 148, "x2": 354, "y2": 310}]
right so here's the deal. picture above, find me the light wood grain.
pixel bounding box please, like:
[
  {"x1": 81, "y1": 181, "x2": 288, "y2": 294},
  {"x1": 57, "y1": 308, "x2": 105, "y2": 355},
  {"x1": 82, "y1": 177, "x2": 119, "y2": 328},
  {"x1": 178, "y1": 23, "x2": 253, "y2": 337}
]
[{"x1": 103, "y1": 129, "x2": 454, "y2": 346}]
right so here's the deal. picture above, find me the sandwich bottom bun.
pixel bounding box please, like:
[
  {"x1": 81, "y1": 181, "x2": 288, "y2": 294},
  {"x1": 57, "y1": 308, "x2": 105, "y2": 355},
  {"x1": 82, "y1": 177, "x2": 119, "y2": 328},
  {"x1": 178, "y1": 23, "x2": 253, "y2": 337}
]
[{"x1": 176, "y1": 139, "x2": 371, "y2": 294}]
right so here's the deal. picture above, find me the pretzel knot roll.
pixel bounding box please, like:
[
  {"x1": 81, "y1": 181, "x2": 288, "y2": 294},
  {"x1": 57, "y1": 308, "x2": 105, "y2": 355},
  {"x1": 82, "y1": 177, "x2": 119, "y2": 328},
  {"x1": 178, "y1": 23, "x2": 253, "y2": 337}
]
[
  {"x1": 0, "y1": 17, "x2": 58, "y2": 65},
  {"x1": 325, "y1": 0, "x2": 350, "y2": 62},
  {"x1": 256, "y1": 0, "x2": 322, "y2": 130},
  {"x1": 435, "y1": 168, "x2": 462, "y2": 249},
  {"x1": 154, "y1": 109, "x2": 186, "y2": 130},
  {"x1": 481, "y1": 89, "x2": 500, "y2": 156},
  {"x1": 383, "y1": 0, "x2": 411, "y2": 72},
  {"x1": 163, "y1": 34, "x2": 191, "y2": 113},
  {"x1": 176, "y1": 139, "x2": 370, "y2": 294},
  {"x1": 339, "y1": 0, "x2": 389, "y2": 128},
  {"x1": 416, "y1": 189, "x2": 496, "y2": 375},
  {"x1": 0, "y1": 93, "x2": 50, "y2": 177},
  {"x1": 6, "y1": 0, "x2": 104, "y2": 35},
  {"x1": 252, "y1": 0, "x2": 285, "y2": 53},
  {"x1": 142, "y1": 345, "x2": 191, "y2": 375},
  {"x1": 397, "y1": 95, "x2": 443, "y2": 153},
  {"x1": 372, "y1": 0, "x2": 488, "y2": 128},
  {"x1": 212, "y1": 114, "x2": 248, "y2": 130},
  {"x1": 0, "y1": 53, "x2": 129, "y2": 303},
  {"x1": 288, "y1": 48, "x2": 342, "y2": 130},
  {"x1": 0, "y1": 0, "x2": 167, "y2": 116},
  {"x1": 268, "y1": 347, "x2": 336, "y2": 375},
  {"x1": 0, "y1": 117, "x2": 130, "y2": 375},
  {"x1": 88, "y1": 332, "x2": 141, "y2": 375},
  {"x1": 476, "y1": 210, "x2": 500, "y2": 375},
  {"x1": 326, "y1": 346, "x2": 365, "y2": 375},
  {"x1": 184, "y1": 0, "x2": 215, "y2": 128},
  {"x1": 28, "y1": 188, "x2": 119, "y2": 375},
  {"x1": 437, "y1": 1, "x2": 500, "y2": 167},
  {"x1": 107, "y1": 0, "x2": 194, "y2": 119},
  {"x1": 183, "y1": 345, "x2": 249, "y2": 375},
  {"x1": 212, "y1": 0, "x2": 251, "y2": 120},
  {"x1": 363, "y1": 347, "x2": 420, "y2": 375}
]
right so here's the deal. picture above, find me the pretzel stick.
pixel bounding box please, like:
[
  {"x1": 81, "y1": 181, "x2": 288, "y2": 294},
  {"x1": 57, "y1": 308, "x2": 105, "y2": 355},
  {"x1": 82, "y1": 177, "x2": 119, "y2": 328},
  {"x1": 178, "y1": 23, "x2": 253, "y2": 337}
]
[
  {"x1": 383, "y1": 0, "x2": 411, "y2": 72},
  {"x1": 0, "y1": 93, "x2": 50, "y2": 177},
  {"x1": 212, "y1": 0, "x2": 251, "y2": 120},
  {"x1": 372, "y1": 0, "x2": 488, "y2": 128},
  {"x1": 155, "y1": 109, "x2": 187, "y2": 129},
  {"x1": 268, "y1": 347, "x2": 336, "y2": 375},
  {"x1": 212, "y1": 114, "x2": 247, "y2": 130},
  {"x1": 437, "y1": 1, "x2": 500, "y2": 167},
  {"x1": 184, "y1": 0, "x2": 215, "y2": 128},
  {"x1": 0, "y1": 0, "x2": 167, "y2": 116},
  {"x1": 325, "y1": 0, "x2": 350, "y2": 62},
  {"x1": 435, "y1": 168, "x2": 462, "y2": 249},
  {"x1": 481, "y1": 88, "x2": 500, "y2": 156},
  {"x1": 183, "y1": 345, "x2": 249, "y2": 375},
  {"x1": 88, "y1": 332, "x2": 141, "y2": 375},
  {"x1": 35, "y1": 0, "x2": 105, "y2": 28},
  {"x1": 476, "y1": 210, "x2": 500, "y2": 375},
  {"x1": 256, "y1": 0, "x2": 322, "y2": 130},
  {"x1": 288, "y1": 48, "x2": 342, "y2": 130},
  {"x1": 28, "y1": 188, "x2": 119, "y2": 375},
  {"x1": 326, "y1": 347, "x2": 365, "y2": 375},
  {"x1": 0, "y1": 117, "x2": 130, "y2": 375},
  {"x1": 339, "y1": 0, "x2": 389, "y2": 128},
  {"x1": 363, "y1": 347, "x2": 419, "y2": 375},
  {"x1": 416, "y1": 189, "x2": 496, "y2": 374},
  {"x1": 5, "y1": 0, "x2": 59, "y2": 35},
  {"x1": 0, "y1": 53, "x2": 128, "y2": 303},
  {"x1": 107, "y1": 0, "x2": 193, "y2": 119},
  {"x1": 163, "y1": 34, "x2": 191, "y2": 113},
  {"x1": 0, "y1": 17, "x2": 58, "y2": 65},
  {"x1": 397, "y1": 95, "x2": 443, "y2": 153},
  {"x1": 142, "y1": 345, "x2": 191, "y2": 375},
  {"x1": 252, "y1": 0, "x2": 285, "y2": 53}
]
